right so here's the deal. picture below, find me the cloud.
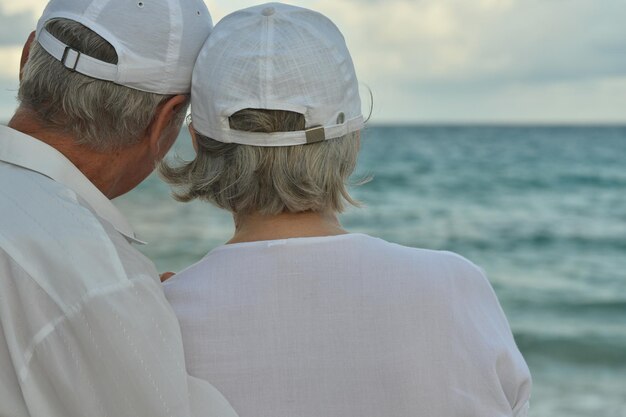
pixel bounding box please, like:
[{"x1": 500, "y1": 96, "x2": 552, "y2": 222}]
[
  {"x1": 0, "y1": 46, "x2": 22, "y2": 121},
  {"x1": 0, "y1": 47, "x2": 22, "y2": 79},
  {"x1": 1, "y1": 0, "x2": 46, "y2": 15},
  {"x1": 381, "y1": 75, "x2": 626, "y2": 124},
  {"x1": 307, "y1": 0, "x2": 626, "y2": 122},
  {"x1": 314, "y1": 0, "x2": 626, "y2": 85},
  {"x1": 0, "y1": 5, "x2": 35, "y2": 47},
  {"x1": 1, "y1": 0, "x2": 625, "y2": 123},
  {"x1": 0, "y1": 75, "x2": 18, "y2": 122}
]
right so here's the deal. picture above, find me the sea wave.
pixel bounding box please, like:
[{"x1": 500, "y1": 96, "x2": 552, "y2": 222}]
[
  {"x1": 445, "y1": 232, "x2": 626, "y2": 251},
  {"x1": 514, "y1": 331, "x2": 626, "y2": 366}
]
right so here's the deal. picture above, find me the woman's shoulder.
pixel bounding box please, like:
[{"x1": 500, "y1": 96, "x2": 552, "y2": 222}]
[
  {"x1": 350, "y1": 234, "x2": 495, "y2": 294},
  {"x1": 355, "y1": 234, "x2": 484, "y2": 272}
]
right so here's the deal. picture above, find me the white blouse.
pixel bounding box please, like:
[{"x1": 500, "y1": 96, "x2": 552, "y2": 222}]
[
  {"x1": 0, "y1": 125, "x2": 236, "y2": 417},
  {"x1": 166, "y1": 233, "x2": 532, "y2": 417}
]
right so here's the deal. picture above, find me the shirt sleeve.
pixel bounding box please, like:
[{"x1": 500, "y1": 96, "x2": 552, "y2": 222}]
[
  {"x1": 442, "y1": 252, "x2": 532, "y2": 416},
  {"x1": 2, "y1": 257, "x2": 237, "y2": 417}
]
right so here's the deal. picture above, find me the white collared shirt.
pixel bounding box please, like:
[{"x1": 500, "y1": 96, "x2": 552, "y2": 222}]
[
  {"x1": 0, "y1": 125, "x2": 237, "y2": 417},
  {"x1": 166, "y1": 234, "x2": 532, "y2": 417}
]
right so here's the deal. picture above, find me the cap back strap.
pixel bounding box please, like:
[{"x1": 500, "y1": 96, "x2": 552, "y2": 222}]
[
  {"x1": 196, "y1": 115, "x2": 364, "y2": 147},
  {"x1": 37, "y1": 28, "x2": 118, "y2": 82}
]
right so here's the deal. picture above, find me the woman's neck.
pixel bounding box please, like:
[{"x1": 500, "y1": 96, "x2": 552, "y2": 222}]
[{"x1": 229, "y1": 211, "x2": 348, "y2": 244}]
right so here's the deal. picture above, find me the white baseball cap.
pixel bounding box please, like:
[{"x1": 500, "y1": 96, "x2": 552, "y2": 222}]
[
  {"x1": 191, "y1": 2, "x2": 363, "y2": 147},
  {"x1": 35, "y1": 0, "x2": 213, "y2": 95}
]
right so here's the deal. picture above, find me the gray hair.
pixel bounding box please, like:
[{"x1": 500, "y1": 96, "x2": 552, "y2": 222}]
[
  {"x1": 159, "y1": 109, "x2": 362, "y2": 215},
  {"x1": 18, "y1": 19, "x2": 187, "y2": 151}
]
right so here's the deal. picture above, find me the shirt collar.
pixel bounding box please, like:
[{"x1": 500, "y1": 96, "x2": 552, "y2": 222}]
[{"x1": 0, "y1": 125, "x2": 146, "y2": 245}]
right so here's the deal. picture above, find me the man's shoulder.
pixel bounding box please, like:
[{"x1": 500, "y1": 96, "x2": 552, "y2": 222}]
[
  {"x1": 0, "y1": 162, "x2": 139, "y2": 309},
  {"x1": 0, "y1": 161, "x2": 109, "y2": 246}
]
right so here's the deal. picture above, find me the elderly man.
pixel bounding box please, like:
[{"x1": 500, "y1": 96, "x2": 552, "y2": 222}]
[{"x1": 0, "y1": 1, "x2": 236, "y2": 416}]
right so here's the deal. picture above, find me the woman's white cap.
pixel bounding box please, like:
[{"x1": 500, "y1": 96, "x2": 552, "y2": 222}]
[
  {"x1": 191, "y1": 3, "x2": 363, "y2": 147},
  {"x1": 35, "y1": 0, "x2": 213, "y2": 95}
]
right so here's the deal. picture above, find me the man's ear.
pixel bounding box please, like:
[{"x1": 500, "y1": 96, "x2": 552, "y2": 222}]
[
  {"x1": 147, "y1": 94, "x2": 189, "y2": 159},
  {"x1": 20, "y1": 31, "x2": 36, "y2": 82}
]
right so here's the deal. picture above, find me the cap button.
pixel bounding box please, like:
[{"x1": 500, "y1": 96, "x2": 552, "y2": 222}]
[{"x1": 262, "y1": 7, "x2": 275, "y2": 16}]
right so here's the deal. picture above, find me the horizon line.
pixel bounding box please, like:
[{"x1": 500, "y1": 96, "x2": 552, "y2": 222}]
[
  {"x1": 366, "y1": 121, "x2": 626, "y2": 127},
  {"x1": 2, "y1": 120, "x2": 625, "y2": 128}
]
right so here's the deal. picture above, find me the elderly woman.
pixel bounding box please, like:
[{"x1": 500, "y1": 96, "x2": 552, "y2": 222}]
[{"x1": 161, "y1": 3, "x2": 531, "y2": 417}]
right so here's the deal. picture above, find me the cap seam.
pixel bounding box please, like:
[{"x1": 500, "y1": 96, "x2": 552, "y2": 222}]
[
  {"x1": 84, "y1": 0, "x2": 107, "y2": 22},
  {"x1": 165, "y1": 0, "x2": 184, "y2": 93},
  {"x1": 261, "y1": 14, "x2": 271, "y2": 108}
]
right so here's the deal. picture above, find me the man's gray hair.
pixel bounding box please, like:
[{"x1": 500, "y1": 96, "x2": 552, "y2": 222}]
[
  {"x1": 18, "y1": 19, "x2": 187, "y2": 151},
  {"x1": 159, "y1": 109, "x2": 363, "y2": 216}
]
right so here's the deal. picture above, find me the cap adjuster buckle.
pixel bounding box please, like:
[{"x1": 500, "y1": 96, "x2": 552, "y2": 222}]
[
  {"x1": 61, "y1": 46, "x2": 81, "y2": 72},
  {"x1": 305, "y1": 126, "x2": 325, "y2": 144}
]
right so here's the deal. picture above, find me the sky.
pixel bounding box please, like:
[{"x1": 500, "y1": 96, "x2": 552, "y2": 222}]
[{"x1": 1, "y1": 0, "x2": 625, "y2": 124}]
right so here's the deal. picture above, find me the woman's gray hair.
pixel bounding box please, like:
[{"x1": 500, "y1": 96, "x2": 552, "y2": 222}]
[
  {"x1": 159, "y1": 109, "x2": 363, "y2": 216},
  {"x1": 18, "y1": 18, "x2": 187, "y2": 151}
]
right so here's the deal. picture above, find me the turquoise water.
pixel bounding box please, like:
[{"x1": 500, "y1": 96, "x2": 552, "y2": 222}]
[{"x1": 116, "y1": 126, "x2": 626, "y2": 417}]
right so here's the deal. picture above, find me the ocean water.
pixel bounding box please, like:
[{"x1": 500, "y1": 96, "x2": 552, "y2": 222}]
[{"x1": 116, "y1": 126, "x2": 626, "y2": 417}]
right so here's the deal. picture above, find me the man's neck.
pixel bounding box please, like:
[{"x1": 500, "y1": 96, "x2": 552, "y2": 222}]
[
  {"x1": 8, "y1": 108, "x2": 140, "y2": 199},
  {"x1": 229, "y1": 211, "x2": 348, "y2": 245}
]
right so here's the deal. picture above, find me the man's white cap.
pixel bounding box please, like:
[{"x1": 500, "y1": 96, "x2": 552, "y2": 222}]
[
  {"x1": 35, "y1": 0, "x2": 213, "y2": 95},
  {"x1": 192, "y1": 3, "x2": 363, "y2": 147}
]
